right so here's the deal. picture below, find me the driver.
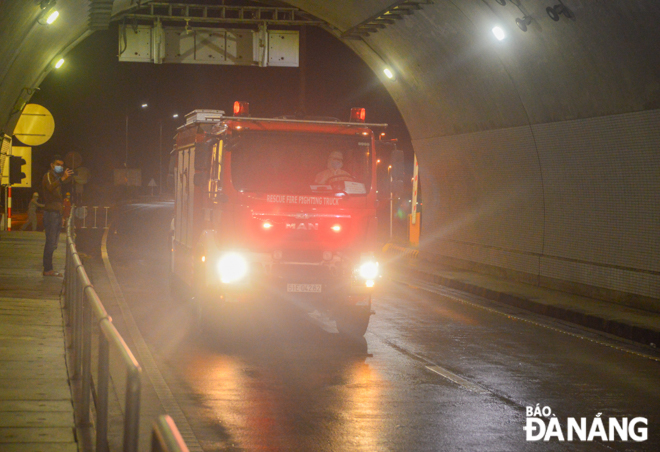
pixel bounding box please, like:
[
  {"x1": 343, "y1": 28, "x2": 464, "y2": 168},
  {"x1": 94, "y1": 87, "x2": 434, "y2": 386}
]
[{"x1": 315, "y1": 150, "x2": 353, "y2": 184}]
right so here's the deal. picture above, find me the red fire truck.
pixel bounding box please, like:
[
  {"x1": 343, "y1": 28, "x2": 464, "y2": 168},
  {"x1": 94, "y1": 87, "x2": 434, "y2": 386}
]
[{"x1": 170, "y1": 103, "x2": 397, "y2": 337}]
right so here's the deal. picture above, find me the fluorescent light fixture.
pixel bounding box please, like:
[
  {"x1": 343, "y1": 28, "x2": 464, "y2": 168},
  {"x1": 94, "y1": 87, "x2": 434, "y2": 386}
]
[
  {"x1": 383, "y1": 68, "x2": 395, "y2": 79},
  {"x1": 141, "y1": 103, "x2": 148, "y2": 108},
  {"x1": 46, "y1": 10, "x2": 59, "y2": 24},
  {"x1": 54, "y1": 58, "x2": 65, "y2": 68},
  {"x1": 492, "y1": 26, "x2": 506, "y2": 41},
  {"x1": 172, "y1": 113, "x2": 179, "y2": 118}
]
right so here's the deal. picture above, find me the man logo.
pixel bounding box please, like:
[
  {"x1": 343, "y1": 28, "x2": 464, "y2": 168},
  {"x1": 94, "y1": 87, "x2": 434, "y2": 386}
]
[{"x1": 286, "y1": 223, "x2": 319, "y2": 230}]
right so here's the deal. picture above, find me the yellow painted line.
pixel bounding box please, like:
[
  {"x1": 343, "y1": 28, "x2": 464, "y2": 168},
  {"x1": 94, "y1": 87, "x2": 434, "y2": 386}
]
[{"x1": 425, "y1": 365, "x2": 490, "y2": 395}]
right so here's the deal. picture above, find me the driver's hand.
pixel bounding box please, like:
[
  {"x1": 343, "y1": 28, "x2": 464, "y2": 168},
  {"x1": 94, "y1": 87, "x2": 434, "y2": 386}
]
[{"x1": 62, "y1": 168, "x2": 74, "y2": 180}]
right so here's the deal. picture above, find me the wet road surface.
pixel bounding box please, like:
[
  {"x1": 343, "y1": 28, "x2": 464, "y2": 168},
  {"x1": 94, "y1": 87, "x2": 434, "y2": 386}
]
[{"x1": 82, "y1": 202, "x2": 659, "y2": 451}]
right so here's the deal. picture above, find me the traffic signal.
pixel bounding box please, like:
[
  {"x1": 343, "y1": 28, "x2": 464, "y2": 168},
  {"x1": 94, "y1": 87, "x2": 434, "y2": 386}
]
[{"x1": 9, "y1": 155, "x2": 27, "y2": 185}]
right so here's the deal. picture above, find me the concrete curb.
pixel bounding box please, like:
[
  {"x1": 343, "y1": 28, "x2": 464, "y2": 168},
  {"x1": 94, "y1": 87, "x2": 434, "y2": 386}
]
[{"x1": 382, "y1": 247, "x2": 660, "y2": 347}]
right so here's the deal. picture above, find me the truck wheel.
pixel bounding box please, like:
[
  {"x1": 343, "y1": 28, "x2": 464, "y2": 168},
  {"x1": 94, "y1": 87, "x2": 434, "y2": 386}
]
[
  {"x1": 192, "y1": 272, "x2": 235, "y2": 342},
  {"x1": 336, "y1": 306, "x2": 371, "y2": 338}
]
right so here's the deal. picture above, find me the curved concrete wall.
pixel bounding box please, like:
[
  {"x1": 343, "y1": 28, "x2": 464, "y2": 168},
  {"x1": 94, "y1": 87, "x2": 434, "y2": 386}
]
[
  {"x1": 0, "y1": 1, "x2": 90, "y2": 134},
  {"x1": 287, "y1": 0, "x2": 660, "y2": 305},
  {"x1": 1, "y1": 1, "x2": 659, "y2": 305}
]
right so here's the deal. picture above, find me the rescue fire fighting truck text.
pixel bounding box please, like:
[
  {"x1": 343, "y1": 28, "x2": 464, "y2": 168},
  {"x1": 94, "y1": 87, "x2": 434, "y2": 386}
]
[{"x1": 266, "y1": 195, "x2": 340, "y2": 206}]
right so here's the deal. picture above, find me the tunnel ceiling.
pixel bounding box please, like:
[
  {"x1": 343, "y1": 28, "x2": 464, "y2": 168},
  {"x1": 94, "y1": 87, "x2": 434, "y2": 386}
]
[
  {"x1": 1, "y1": 1, "x2": 659, "y2": 139},
  {"x1": 284, "y1": 0, "x2": 660, "y2": 138}
]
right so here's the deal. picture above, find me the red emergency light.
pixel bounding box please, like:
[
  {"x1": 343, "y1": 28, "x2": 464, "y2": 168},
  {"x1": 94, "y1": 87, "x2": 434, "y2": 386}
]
[
  {"x1": 350, "y1": 107, "x2": 366, "y2": 123},
  {"x1": 234, "y1": 101, "x2": 249, "y2": 116}
]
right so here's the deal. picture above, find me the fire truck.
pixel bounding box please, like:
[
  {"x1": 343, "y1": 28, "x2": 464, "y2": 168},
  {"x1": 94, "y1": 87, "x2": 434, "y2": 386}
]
[{"x1": 170, "y1": 102, "x2": 399, "y2": 337}]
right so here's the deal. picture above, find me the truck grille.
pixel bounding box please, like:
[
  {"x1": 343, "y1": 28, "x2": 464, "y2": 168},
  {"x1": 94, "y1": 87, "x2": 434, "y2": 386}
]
[
  {"x1": 281, "y1": 250, "x2": 323, "y2": 263},
  {"x1": 272, "y1": 263, "x2": 333, "y2": 280}
]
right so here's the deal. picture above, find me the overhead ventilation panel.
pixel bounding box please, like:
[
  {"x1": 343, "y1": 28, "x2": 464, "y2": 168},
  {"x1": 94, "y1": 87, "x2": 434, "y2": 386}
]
[
  {"x1": 342, "y1": 0, "x2": 433, "y2": 40},
  {"x1": 89, "y1": 0, "x2": 114, "y2": 30},
  {"x1": 116, "y1": 3, "x2": 320, "y2": 67}
]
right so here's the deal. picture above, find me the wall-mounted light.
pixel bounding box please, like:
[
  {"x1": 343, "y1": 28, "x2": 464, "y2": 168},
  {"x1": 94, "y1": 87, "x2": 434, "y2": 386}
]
[
  {"x1": 515, "y1": 16, "x2": 532, "y2": 32},
  {"x1": 546, "y1": 3, "x2": 573, "y2": 21},
  {"x1": 53, "y1": 58, "x2": 64, "y2": 68},
  {"x1": 38, "y1": 0, "x2": 59, "y2": 25},
  {"x1": 492, "y1": 26, "x2": 506, "y2": 41}
]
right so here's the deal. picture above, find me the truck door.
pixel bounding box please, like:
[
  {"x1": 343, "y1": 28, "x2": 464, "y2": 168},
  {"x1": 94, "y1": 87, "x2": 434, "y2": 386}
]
[
  {"x1": 174, "y1": 147, "x2": 195, "y2": 247},
  {"x1": 208, "y1": 140, "x2": 223, "y2": 198}
]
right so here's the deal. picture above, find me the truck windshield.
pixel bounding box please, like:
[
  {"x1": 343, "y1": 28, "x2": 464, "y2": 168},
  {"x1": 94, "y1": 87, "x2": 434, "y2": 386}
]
[{"x1": 230, "y1": 131, "x2": 372, "y2": 195}]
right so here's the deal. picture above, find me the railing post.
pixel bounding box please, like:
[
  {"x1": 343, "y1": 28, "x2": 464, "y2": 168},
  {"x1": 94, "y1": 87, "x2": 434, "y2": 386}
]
[
  {"x1": 96, "y1": 324, "x2": 110, "y2": 452},
  {"x1": 124, "y1": 368, "x2": 142, "y2": 452},
  {"x1": 80, "y1": 286, "x2": 93, "y2": 426},
  {"x1": 70, "y1": 261, "x2": 81, "y2": 379},
  {"x1": 64, "y1": 242, "x2": 70, "y2": 310}
]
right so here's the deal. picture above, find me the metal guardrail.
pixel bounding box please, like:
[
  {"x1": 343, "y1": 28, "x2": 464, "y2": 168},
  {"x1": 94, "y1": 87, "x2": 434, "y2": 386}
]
[
  {"x1": 151, "y1": 416, "x2": 190, "y2": 452},
  {"x1": 65, "y1": 214, "x2": 142, "y2": 452},
  {"x1": 64, "y1": 210, "x2": 190, "y2": 452}
]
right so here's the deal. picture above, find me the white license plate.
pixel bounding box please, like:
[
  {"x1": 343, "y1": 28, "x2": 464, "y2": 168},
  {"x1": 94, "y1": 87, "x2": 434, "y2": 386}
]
[{"x1": 287, "y1": 283, "x2": 322, "y2": 293}]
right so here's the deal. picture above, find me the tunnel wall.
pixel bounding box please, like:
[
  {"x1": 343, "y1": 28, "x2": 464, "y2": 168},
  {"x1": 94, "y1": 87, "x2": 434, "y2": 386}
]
[
  {"x1": 417, "y1": 109, "x2": 660, "y2": 308},
  {"x1": 0, "y1": 1, "x2": 90, "y2": 136},
  {"x1": 286, "y1": 0, "x2": 660, "y2": 308}
]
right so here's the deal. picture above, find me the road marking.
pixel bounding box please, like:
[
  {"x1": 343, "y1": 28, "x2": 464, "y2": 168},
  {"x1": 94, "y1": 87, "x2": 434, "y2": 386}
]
[
  {"x1": 393, "y1": 277, "x2": 660, "y2": 363},
  {"x1": 101, "y1": 225, "x2": 204, "y2": 451},
  {"x1": 425, "y1": 365, "x2": 490, "y2": 395}
]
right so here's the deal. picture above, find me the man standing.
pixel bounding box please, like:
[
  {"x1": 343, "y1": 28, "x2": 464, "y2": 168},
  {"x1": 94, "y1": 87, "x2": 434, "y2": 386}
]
[
  {"x1": 42, "y1": 155, "x2": 73, "y2": 276},
  {"x1": 20, "y1": 192, "x2": 44, "y2": 231}
]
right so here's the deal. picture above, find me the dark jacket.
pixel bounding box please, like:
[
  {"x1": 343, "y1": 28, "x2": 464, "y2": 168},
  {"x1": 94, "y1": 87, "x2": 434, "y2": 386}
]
[{"x1": 42, "y1": 170, "x2": 67, "y2": 213}]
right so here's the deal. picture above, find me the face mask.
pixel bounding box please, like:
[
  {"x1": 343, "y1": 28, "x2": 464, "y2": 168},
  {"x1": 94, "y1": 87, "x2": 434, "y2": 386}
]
[
  {"x1": 54, "y1": 165, "x2": 64, "y2": 174},
  {"x1": 331, "y1": 161, "x2": 342, "y2": 170}
]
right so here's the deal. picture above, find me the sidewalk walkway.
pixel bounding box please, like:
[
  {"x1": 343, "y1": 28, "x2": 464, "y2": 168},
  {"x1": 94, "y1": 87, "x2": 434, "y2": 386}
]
[
  {"x1": 0, "y1": 231, "x2": 77, "y2": 452},
  {"x1": 384, "y1": 245, "x2": 660, "y2": 347}
]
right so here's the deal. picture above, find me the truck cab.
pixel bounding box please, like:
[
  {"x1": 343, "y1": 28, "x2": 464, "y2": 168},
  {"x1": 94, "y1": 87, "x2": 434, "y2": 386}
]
[{"x1": 170, "y1": 104, "x2": 385, "y2": 337}]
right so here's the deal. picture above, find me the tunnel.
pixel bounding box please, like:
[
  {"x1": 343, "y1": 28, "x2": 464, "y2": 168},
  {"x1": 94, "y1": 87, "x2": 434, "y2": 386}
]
[{"x1": 1, "y1": 0, "x2": 659, "y2": 312}]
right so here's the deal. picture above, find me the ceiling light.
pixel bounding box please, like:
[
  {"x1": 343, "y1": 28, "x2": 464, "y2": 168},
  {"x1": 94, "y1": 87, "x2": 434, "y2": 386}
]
[
  {"x1": 141, "y1": 103, "x2": 148, "y2": 108},
  {"x1": 54, "y1": 58, "x2": 64, "y2": 68},
  {"x1": 492, "y1": 26, "x2": 506, "y2": 41},
  {"x1": 172, "y1": 113, "x2": 178, "y2": 118},
  {"x1": 37, "y1": 1, "x2": 59, "y2": 25},
  {"x1": 46, "y1": 10, "x2": 59, "y2": 24},
  {"x1": 516, "y1": 16, "x2": 532, "y2": 32},
  {"x1": 383, "y1": 68, "x2": 395, "y2": 79}
]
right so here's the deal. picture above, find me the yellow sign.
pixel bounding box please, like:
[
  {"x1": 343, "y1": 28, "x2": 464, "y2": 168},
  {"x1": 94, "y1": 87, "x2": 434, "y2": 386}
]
[
  {"x1": 10, "y1": 146, "x2": 32, "y2": 187},
  {"x1": 14, "y1": 104, "x2": 55, "y2": 146}
]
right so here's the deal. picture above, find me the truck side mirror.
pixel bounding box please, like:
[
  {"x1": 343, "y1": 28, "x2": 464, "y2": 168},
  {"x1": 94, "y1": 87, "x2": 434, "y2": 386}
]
[
  {"x1": 194, "y1": 141, "x2": 214, "y2": 171},
  {"x1": 375, "y1": 140, "x2": 395, "y2": 154},
  {"x1": 391, "y1": 149, "x2": 404, "y2": 181},
  {"x1": 391, "y1": 179, "x2": 404, "y2": 198}
]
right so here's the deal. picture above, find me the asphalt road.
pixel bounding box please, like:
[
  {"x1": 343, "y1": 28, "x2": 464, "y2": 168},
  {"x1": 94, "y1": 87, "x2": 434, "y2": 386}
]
[{"x1": 85, "y1": 201, "x2": 659, "y2": 451}]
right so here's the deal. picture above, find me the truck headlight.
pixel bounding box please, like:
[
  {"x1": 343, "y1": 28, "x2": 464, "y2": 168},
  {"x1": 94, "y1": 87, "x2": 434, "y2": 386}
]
[
  {"x1": 358, "y1": 261, "x2": 379, "y2": 280},
  {"x1": 217, "y1": 252, "x2": 249, "y2": 283}
]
